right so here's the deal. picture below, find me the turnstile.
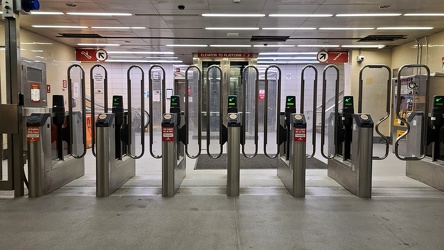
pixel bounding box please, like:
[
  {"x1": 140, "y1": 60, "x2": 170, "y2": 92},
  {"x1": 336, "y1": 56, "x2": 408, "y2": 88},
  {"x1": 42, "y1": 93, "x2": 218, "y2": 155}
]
[
  {"x1": 321, "y1": 65, "x2": 375, "y2": 198},
  {"x1": 161, "y1": 96, "x2": 186, "y2": 197},
  {"x1": 27, "y1": 64, "x2": 87, "y2": 197},
  {"x1": 94, "y1": 65, "x2": 142, "y2": 197}
]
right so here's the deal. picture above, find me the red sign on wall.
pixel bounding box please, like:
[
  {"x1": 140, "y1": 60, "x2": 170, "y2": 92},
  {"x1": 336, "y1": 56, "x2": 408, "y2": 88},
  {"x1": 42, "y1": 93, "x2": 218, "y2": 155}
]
[
  {"x1": 162, "y1": 127, "x2": 175, "y2": 142},
  {"x1": 317, "y1": 50, "x2": 349, "y2": 64},
  {"x1": 294, "y1": 128, "x2": 306, "y2": 142},
  {"x1": 75, "y1": 49, "x2": 108, "y2": 62},
  {"x1": 47, "y1": 85, "x2": 51, "y2": 93},
  {"x1": 63, "y1": 80, "x2": 67, "y2": 88},
  {"x1": 197, "y1": 53, "x2": 255, "y2": 58}
]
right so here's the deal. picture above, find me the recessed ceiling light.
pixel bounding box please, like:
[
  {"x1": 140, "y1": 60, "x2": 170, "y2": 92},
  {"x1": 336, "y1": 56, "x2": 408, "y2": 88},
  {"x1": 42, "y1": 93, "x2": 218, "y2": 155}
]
[
  {"x1": 77, "y1": 43, "x2": 120, "y2": 46},
  {"x1": 31, "y1": 50, "x2": 44, "y2": 53},
  {"x1": 30, "y1": 11, "x2": 64, "y2": 15},
  {"x1": 262, "y1": 27, "x2": 316, "y2": 30},
  {"x1": 404, "y1": 13, "x2": 444, "y2": 16},
  {"x1": 341, "y1": 45, "x2": 386, "y2": 49},
  {"x1": 319, "y1": 27, "x2": 374, "y2": 30},
  {"x1": 298, "y1": 45, "x2": 340, "y2": 48},
  {"x1": 202, "y1": 14, "x2": 265, "y2": 17},
  {"x1": 377, "y1": 27, "x2": 433, "y2": 30},
  {"x1": 32, "y1": 25, "x2": 88, "y2": 29},
  {"x1": 107, "y1": 51, "x2": 174, "y2": 55},
  {"x1": 91, "y1": 27, "x2": 145, "y2": 29},
  {"x1": 166, "y1": 44, "x2": 208, "y2": 47},
  {"x1": 336, "y1": 13, "x2": 401, "y2": 17},
  {"x1": 209, "y1": 45, "x2": 252, "y2": 47},
  {"x1": 66, "y1": 12, "x2": 132, "y2": 16},
  {"x1": 259, "y1": 52, "x2": 318, "y2": 55},
  {"x1": 269, "y1": 14, "x2": 333, "y2": 17},
  {"x1": 205, "y1": 27, "x2": 259, "y2": 30},
  {"x1": 254, "y1": 45, "x2": 295, "y2": 47}
]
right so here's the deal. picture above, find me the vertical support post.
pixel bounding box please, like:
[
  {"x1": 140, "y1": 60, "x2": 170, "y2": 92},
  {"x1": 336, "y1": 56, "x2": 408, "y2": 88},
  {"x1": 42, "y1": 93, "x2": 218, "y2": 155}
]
[
  {"x1": 227, "y1": 125, "x2": 240, "y2": 197},
  {"x1": 162, "y1": 113, "x2": 177, "y2": 197},
  {"x1": 352, "y1": 114, "x2": 374, "y2": 198},
  {"x1": 4, "y1": 8, "x2": 24, "y2": 196},
  {"x1": 290, "y1": 114, "x2": 307, "y2": 197}
]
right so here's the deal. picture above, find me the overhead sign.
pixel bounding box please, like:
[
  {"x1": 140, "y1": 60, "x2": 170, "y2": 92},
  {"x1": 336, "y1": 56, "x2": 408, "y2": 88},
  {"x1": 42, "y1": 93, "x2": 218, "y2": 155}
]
[
  {"x1": 317, "y1": 50, "x2": 349, "y2": 64},
  {"x1": 197, "y1": 53, "x2": 255, "y2": 58},
  {"x1": 75, "y1": 49, "x2": 108, "y2": 62}
]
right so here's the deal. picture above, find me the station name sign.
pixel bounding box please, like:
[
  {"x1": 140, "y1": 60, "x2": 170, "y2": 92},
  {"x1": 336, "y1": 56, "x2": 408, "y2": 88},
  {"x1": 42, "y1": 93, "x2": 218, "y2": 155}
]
[{"x1": 197, "y1": 53, "x2": 255, "y2": 58}]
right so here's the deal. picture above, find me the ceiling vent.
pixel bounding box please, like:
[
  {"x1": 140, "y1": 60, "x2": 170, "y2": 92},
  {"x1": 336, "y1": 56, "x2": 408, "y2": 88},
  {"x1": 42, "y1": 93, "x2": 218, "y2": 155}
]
[
  {"x1": 58, "y1": 33, "x2": 103, "y2": 38},
  {"x1": 358, "y1": 35, "x2": 406, "y2": 42},
  {"x1": 251, "y1": 36, "x2": 289, "y2": 42}
]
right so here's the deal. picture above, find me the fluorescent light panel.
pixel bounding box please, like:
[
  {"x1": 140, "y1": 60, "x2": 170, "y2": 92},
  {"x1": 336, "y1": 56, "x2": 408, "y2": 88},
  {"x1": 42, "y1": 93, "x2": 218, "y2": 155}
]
[
  {"x1": 22, "y1": 42, "x2": 53, "y2": 45},
  {"x1": 404, "y1": 13, "x2": 444, "y2": 16},
  {"x1": 254, "y1": 45, "x2": 295, "y2": 47},
  {"x1": 205, "y1": 27, "x2": 259, "y2": 30},
  {"x1": 342, "y1": 45, "x2": 385, "y2": 48},
  {"x1": 210, "y1": 45, "x2": 251, "y2": 47},
  {"x1": 166, "y1": 44, "x2": 208, "y2": 47},
  {"x1": 336, "y1": 13, "x2": 401, "y2": 17},
  {"x1": 258, "y1": 61, "x2": 320, "y2": 64},
  {"x1": 202, "y1": 13, "x2": 265, "y2": 17},
  {"x1": 106, "y1": 59, "x2": 182, "y2": 63},
  {"x1": 66, "y1": 12, "x2": 132, "y2": 16},
  {"x1": 77, "y1": 43, "x2": 120, "y2": 46},
  {"x1": 91, "y1": 27, "x2": 145, "y2": 29},
  {"x1": 258, "y1": 57, "x2": 317, "y2": 60},
  {"x1": 259, "y1": 52, "x2": 318, "y2": 55},
  {"x1": 32, "y1": 25, "x2": 88, "y2": 29},
  {"x1": 30, "y1": 11, "x2": 64, "y2": 15},
  {"x1": 377, "y1": 27, "x2": 433, "y2": 30},
  {"x1": 298, "y1": 45, "x2": 340, "y2": 48},
  {"x1": 107, "y1": 51, "x2": 174, "y2": 55},
  {"x1": 269, "y1": 14, "x2": 332, "y2": 17},
  {"x1": 319, "y1": 27, "x2": 374, "y2": 30},
  {"x1": 262, "y1": 27, "x2": 316, "y2": 30}
]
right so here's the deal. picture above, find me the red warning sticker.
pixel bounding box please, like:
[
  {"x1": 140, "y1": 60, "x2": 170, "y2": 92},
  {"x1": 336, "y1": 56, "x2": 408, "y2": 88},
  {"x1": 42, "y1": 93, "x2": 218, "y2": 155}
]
[
  {"x1": 27, "y1": 126, "x2": 40, "y2": 142},
  {"x1": 294, "y1": 128, "x2": 306, "y2": 142},
  {"x1": 162, "y1": 127, "x2": 174, "y2": 142}
]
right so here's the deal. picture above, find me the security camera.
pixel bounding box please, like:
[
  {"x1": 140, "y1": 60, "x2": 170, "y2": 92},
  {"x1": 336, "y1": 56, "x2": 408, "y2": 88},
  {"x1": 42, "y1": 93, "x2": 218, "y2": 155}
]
[
  {"x1": 178, "y1": 5, "x2": 185, "y2": 10},
  {"x1": 264, "y1": 43, "x2": 268, "y2": 46},
  {"x1": 233, "y1": 0, "x2": 241, "y2": 3},
  {"x1": 357, "y1": 55, "x2": 365, "y2": 63}
]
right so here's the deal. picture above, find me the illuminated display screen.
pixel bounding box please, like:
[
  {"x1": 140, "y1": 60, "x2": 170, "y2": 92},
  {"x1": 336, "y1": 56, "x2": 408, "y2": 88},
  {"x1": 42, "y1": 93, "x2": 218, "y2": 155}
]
[
  {"x1": 286, "y1": 96, "x2": 295, "y2": 107},
  {"x1": 228, "y1": 96, "x2": 237, "y2": 107},
  {"x1": 171, "y1": 96, "x2": 179, "y2": 107},
  {"x1": 435, "y1": 96, "x2": 444, "y2": 107},
  {"x1": 113, "y1": 96, "x2": 123, "y2": 107},
  {"x1": 344, "y1": 96, "x2": 353, "y2": 106}
]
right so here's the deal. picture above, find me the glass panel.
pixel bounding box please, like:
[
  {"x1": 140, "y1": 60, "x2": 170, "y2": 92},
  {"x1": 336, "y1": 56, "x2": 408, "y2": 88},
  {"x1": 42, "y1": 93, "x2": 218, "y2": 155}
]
[{"x1": 149, "y1": 68, "x2": 163, "y2": 157}]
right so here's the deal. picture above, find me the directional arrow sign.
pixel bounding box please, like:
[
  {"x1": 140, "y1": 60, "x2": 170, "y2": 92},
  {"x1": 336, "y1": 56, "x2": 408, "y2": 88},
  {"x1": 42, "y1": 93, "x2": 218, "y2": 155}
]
[
  {"x1": 96, "y1": 49, "x2": 108, "y2": 62},
  {"x1": 317, "y1": 50, "x2": 328, "y2": 63}
]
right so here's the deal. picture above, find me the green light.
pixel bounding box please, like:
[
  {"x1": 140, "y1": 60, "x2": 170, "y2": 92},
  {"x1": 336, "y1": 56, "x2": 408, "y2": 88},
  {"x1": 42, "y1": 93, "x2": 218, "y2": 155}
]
[
  {"x1": 435, "y1": 96, "x2": 444, "y2": 106},
  {"x1": 286, "y1": 96, "x2": 295, "y2": 107}
]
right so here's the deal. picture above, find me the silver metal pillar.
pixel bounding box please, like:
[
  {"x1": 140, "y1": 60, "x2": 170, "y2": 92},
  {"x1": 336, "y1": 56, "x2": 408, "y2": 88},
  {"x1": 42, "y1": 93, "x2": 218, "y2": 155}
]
[
  {"x1": 162, "y1": 112, "x2": 178, "y2": 197},
  {"x1": 291, "y1": 130, "x2": 306, "y2": 197},
  {"x1": 28, "y1": 131, "x2": 44, "y2": 197},
  {"x1": 96, "y1": 119, "x2": 115, "y2": 197},
  {"x1": 352, "y1": 115, "x2": 373, "y2": 198},
  {"x1": 227, "y1": 126, "x2": 240, "y2": 197}
]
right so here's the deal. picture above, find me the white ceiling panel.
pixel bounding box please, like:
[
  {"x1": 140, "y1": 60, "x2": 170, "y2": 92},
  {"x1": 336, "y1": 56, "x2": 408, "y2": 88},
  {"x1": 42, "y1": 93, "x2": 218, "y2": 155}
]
[
  {"x1": 6, "y1": 0, "x2": 444, "y2": 63},
  {"x1": 114, "y1": 16, "x2": 170, "y2": 28}
]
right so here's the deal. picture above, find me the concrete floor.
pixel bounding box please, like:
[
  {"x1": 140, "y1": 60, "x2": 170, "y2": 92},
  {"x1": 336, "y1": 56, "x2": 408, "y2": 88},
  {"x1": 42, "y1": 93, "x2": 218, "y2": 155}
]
[{"x1": 2, "y1": 137, "x2": 444, "y2": 249}]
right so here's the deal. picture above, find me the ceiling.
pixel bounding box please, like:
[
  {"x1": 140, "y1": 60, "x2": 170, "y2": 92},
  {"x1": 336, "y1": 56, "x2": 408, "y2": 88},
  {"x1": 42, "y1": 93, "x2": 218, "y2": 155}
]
[{"x1": 3, "y1": 0, "x2": 444, "y2": 64}]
